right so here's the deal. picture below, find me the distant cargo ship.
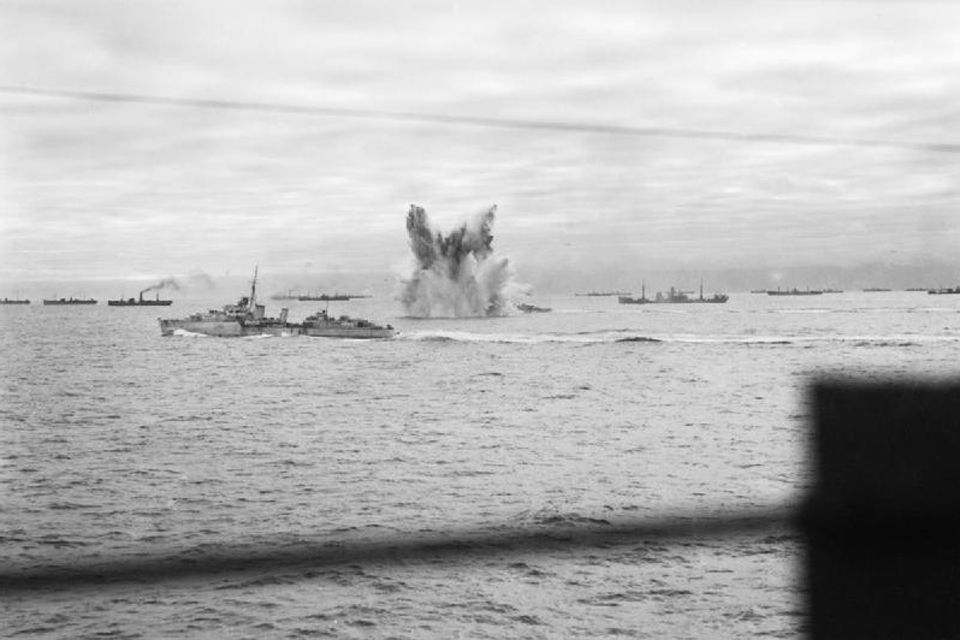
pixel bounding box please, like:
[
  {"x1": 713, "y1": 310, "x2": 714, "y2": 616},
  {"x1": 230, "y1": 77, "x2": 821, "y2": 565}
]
[
  {"x1": 43, "y1": 297, "x2": 97, "y2": 305},
  {"x1": 619, "y1": 283, "x2": 728, "y2": 304},
  {"x1": 297, "y1": 293, "x2": 370, "y2": 302},
  {"x1": 766, "y1": 288, "x2": 823, "y2": 296},
  {"x1": 928, "y1": 287, "x2": 960, "y2": 295},
  {"x1": 0, "y1": 298, "x2": 29, "y2": 305},
  {"x1": 575, "y1": 291, "x2": 628, "y2": 297},
  {"x1": 270, "y1": 290, "x2": 370, "y2": 301},
  {"x1": 863, "y1": 288, "x2": 892, "y2": 292},
  {"x1": 108, "y1": 291, "x2": 173, "y2": 306}
]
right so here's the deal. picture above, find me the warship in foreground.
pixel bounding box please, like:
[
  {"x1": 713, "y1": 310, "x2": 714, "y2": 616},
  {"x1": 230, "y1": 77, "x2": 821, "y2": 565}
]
[
  {"x1": 299, "y1": 309, "x2": 396, "y2": 338},
  {"x1": 159, "y1": 269, "x2": 394, "y2": 338}
]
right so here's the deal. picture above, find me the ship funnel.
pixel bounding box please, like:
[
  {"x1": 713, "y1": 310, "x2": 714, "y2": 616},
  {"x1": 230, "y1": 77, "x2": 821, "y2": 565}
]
[{"x1": 279, "y1": 308, "x2": 289, "y2": 323}]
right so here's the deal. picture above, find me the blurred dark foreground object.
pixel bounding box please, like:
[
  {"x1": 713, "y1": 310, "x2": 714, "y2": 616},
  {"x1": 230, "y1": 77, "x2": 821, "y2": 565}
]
[{"x1": 805, "y1": 380, "x2": 960, "y2": 639}]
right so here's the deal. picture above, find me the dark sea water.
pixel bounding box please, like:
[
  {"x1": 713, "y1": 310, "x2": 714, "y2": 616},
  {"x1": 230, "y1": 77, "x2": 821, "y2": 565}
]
[{"x1": 2, "y1": 291, "x2": 959, "y2": 638}]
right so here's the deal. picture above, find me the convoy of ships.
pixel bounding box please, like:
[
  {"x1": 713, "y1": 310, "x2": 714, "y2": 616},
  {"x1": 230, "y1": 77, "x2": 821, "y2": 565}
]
[{"x1": 4, "y1": 274, "x2": 960, "y2": 332}]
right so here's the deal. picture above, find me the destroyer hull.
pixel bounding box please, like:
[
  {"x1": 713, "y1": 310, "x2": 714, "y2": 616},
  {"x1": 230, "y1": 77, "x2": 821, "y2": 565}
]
[
  {"x1": 159, "y1": 270, "x2": 394, "y2": 338},
  {"x1": 301, "y1": 326, "x2": 396, "y2": 339},
  {"x1": 159, "y1": 319, "x2": 243, "y2": 336},
  {"x1": 159, "y1": 319, "x2": 389, "y2": 338}
]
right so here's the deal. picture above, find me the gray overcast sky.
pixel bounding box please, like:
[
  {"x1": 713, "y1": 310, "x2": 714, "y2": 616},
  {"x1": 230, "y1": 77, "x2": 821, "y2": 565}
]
[{"x1": 1, "y1": 0, "x2": 958, "y2": 284}]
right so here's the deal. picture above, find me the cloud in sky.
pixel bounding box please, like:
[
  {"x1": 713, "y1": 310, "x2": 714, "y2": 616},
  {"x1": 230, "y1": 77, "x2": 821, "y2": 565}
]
[{"x1": 0, "y1": 0, "x2": 958, "y2": 283}]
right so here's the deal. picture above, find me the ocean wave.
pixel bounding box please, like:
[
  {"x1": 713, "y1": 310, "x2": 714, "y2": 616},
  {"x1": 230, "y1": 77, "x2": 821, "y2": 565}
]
[
  {"x1": 400, "y1": 330, "x2": 662, "y2": 345},
  {"x1": 399, "y1": 330, "x2": 795, "y2": 346},
  {"x1": 398, "y1": 330, "x2": 960, "y2": 347},
  {"x1": 851, "y1": 340, "x2": 922, "y2": 348},
  {"x1": 533, "y1": 512, "x2": 613, "y2": 527}
]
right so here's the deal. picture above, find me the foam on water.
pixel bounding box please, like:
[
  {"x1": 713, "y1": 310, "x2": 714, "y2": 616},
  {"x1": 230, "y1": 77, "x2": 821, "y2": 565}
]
[{"x1": 172, "y1": 328, "x2": 208, "y2": 337}]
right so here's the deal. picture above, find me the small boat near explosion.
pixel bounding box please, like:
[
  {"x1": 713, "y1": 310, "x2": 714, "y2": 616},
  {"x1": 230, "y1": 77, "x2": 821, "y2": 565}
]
[
  {"x1": 516, "y1": 302, "x2": 551, "y2": 313},
  {"x1": 159, "y1": 269, "x2": 394, "y2": 338}
]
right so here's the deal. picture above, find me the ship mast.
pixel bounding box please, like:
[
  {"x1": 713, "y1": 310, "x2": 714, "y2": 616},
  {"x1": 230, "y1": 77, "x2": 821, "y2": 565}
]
[{"x1": 249, "y1": 266, "x2": 258, "y2": 312}]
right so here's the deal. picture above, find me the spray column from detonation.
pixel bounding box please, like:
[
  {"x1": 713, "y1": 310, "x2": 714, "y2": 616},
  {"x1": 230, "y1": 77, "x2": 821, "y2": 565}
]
[{"x1": 399, "y1": 204, "x2": 514, "y2": 318}]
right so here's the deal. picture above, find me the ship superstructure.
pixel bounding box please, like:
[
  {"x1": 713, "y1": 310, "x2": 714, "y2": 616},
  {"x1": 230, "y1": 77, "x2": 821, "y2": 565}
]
[{"x1": 159, "y1": 268, "x2": 394, "y2": 338}]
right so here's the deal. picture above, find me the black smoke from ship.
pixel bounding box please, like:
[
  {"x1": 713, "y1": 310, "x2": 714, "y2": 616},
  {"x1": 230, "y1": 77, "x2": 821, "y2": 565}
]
[
  {"x1": 139, "y1": 277, "x2": 180, "y2": 297},
  {"x1": 399, "y1": 204, "x2": 517, "y2": 317}
]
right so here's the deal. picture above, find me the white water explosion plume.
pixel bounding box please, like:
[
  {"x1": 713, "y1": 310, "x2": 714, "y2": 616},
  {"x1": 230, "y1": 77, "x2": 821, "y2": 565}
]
[{"x1": 399, "y1": 204, "x2": 517, "y2": 318}]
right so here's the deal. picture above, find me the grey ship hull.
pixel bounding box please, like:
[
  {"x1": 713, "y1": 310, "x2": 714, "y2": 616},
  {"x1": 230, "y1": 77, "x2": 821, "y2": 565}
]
[
  {"x1": 301, "y1": 326, "x2": 395, "y2": 339},
  {"x1": 43, "y1": 299, "x2": 97, "y2": 305},
  {"x1": 159, "y1": 319, "x2": 392, "y2": 338},
  {"x1": 159, "y1": 319, "x2": 296, "y2": 337}
]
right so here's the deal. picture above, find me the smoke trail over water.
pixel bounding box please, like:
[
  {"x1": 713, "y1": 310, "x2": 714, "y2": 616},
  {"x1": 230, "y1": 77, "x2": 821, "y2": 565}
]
[{"x1": 399, "y1": 204, "x2": 518, "y2": 317}]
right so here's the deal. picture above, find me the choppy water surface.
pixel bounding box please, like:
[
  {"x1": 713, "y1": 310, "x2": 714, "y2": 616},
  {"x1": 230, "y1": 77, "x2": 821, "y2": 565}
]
[{"x1": 2, "y1": 291, "x2": 959, "y2": 638}]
